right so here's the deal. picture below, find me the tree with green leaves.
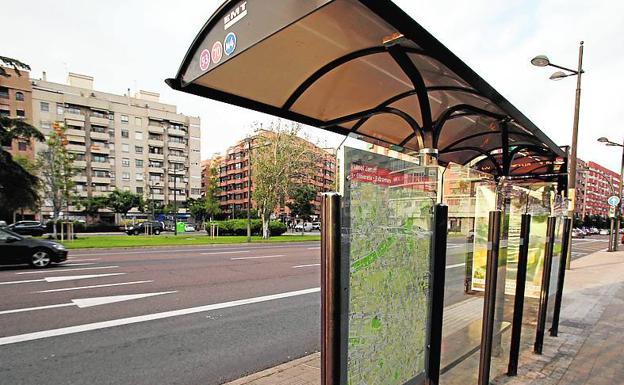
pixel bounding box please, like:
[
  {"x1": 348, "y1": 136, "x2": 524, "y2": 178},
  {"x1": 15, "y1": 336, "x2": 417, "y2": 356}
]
[
  {"x1": 106, "y1": 190, "x2": 144, "y2": 225},
  {"x1": 0, "y1": 57, "x2": 44, "y2": 221},
  {"x1": 75, "y1": 196, "x2": 109, "y2": 224},
  {"x1": 287, "y1": 185, "x2": 317, "y2": 221},
  {"x1": 37, "y1": 126, "x2": 77, "y2": 226},
  {"x1": 187, "y1": 197, "x2": 221, "y2": 228},
  {"x1": 252, "y1": 120, "x2": 320, "y2": 239}
]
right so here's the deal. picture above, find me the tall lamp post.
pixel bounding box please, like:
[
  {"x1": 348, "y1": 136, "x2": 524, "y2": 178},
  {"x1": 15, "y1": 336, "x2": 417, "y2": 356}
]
[
  {"x1": 531, "y1": 41, "x2": 585, "y2": 268},
  {"x1": 246, "y1": 137, "x2": 252, "y2": 243},
  {"x1": 597, "y1": 137, "x2": 624, "y2": 251}
]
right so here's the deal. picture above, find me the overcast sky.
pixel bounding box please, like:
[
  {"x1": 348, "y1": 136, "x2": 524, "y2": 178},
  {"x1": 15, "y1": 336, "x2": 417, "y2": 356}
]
[{"x1": 2, "y1": 0, "x2": 623, "y2": 173}]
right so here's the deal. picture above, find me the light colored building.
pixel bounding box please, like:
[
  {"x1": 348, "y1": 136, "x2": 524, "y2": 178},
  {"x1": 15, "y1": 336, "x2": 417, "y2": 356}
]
[{"x1": 31, "y1": 73, "x2": 202, "y2": 221}]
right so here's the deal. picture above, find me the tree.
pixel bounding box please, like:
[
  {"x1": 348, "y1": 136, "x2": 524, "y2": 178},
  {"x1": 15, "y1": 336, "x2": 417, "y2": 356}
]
[
  {"x1": 0, "y1": 57, "x2": 44, "y2": 221},
  {"x1": 37, "y1": 126, "x2": 76, "y2": 224},
  {"x1": 75, "y1": 196, "x2": 108, "y2": 224},
  {"x1": 187, "y1": 197, "x2": 221, "y2": 228},
  {"x1": 287, "y1": 185, "x2": 317, "y2": 221},
  {"x1": 252, "y1": 120, "x2": 320, "y2": 239},
  {"x1": 106, "y1": 190, "x2": 144, "y2": 225}
]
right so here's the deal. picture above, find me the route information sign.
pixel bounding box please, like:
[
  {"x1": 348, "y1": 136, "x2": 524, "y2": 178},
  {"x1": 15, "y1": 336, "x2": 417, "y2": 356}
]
[{"x1": 339, "y1": 146, "x2": 437, "y2": 385}]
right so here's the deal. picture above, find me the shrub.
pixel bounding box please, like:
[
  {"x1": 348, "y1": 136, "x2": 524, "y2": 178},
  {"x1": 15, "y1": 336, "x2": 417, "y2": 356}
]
[{"x1": 207, "y1": 219, "x2": 287, "y2": 236}]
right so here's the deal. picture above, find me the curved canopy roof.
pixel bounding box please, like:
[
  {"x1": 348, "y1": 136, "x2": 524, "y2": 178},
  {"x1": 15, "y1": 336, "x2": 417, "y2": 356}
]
[{"x1": 167, "y1": 0, "x2": 566, "y2": 179}]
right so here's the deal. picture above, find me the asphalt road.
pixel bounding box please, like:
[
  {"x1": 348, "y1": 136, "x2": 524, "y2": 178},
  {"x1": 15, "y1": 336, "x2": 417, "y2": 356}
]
[{"x1": 0, "y1": 236, "x2": 611, "y2": 385}]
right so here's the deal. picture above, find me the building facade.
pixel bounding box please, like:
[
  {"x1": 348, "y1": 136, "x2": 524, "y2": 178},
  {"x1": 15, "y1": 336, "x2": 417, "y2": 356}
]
[
  {"x1": 203, "y1": 132, "x2": 336, "y2": 220},
  {"x1": 31, "y1": 73, "x2": 202, "y2": 220},
  {"x1": 578, "y1": 160, "x2": 621, "y2": 218},
  {"x1": 0, "y1": 67, "x2": 35, "y2": 160}
]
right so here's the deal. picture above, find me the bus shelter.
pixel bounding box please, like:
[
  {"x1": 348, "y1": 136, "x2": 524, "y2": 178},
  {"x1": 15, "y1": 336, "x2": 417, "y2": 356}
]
[{"x1": 167, "y1": 1, "x2": 570, "y2": 384}]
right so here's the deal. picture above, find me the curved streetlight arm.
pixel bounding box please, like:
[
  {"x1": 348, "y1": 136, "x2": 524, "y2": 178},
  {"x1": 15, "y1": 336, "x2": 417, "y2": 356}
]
[{"x1": 547, "y1": 62, "x2": 582, "y2": 75}]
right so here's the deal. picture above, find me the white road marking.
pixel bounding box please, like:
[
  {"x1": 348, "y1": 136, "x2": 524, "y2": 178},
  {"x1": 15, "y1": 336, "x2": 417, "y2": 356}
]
[
  {"x1": 69, "y1": 244, "x2": 319, "y2": 257},
  {"x1": 0, "y1": 291, "x2": 176, "y2": 316},
  {"x1": 201, "y1": 251, "x2": 250, "y2": 255},
  {"x1": 56, "y1": 263, "x2": 96, "y2": 267},
  {"x1": 16, "y1": 266, "x2": 119, "y2": 275},
  {"x1": 293, "y1": 264, "x2": 321, "y2": 268},
  {"x1": 67, "y1": 258, "x2": 101, "y2": 262},
  {"x1": 0, "y1": 273, "x2": 125, "y2": 285},
  {"x1": 446, "y1": 263, "x2": 466, "y2": 269},
  {"x1": 0, "y1": 287, "x2": 320, "y2": 346},
  {"x1": 307, "y1": 247, "x2": 321, "y2": 250},
  {"x1": 36, "y1": 280, "x2": 154, "y2": 293},
  {"x1": 231, "y1": 255, "x2": 285, "y2": 260}
]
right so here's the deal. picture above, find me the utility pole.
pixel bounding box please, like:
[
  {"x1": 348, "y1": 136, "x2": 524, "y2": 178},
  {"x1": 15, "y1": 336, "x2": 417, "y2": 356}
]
[{"x1": 246, "y1": 137, "x2": 252, "y2": 243}]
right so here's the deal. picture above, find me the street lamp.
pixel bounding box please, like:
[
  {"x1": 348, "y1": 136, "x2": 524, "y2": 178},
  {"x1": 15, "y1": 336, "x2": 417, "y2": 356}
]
[
  {"x1": 596, "y1": 137, "x2": 624, "y2": 251},
  {"x1": 531, "y1": 41, "x2": 585, "y2": 269}
]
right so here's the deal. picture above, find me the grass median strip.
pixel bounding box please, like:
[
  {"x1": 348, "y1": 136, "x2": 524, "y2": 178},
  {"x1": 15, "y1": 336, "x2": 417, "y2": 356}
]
[{"x1": 58, "y1": 235, "x2": 321, "y2": 250}]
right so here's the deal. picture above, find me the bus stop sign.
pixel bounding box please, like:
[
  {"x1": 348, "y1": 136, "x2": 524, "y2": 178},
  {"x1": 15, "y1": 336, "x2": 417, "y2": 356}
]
[{"x1": 608, "y1": 196, "x2": 620, "y2": 207}]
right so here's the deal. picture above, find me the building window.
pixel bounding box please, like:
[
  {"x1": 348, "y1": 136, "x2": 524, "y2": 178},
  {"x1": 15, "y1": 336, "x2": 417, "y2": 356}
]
[
  {"x1": 56, "y1": 104, "x2": 64, "y2": 115},
  {"x1": 136, "y1": 159, "x2": 143, "y2": 167},
  {"x1": 136, "y1": 173, "x2": 144, "y2": 181},
  {"x1": 136, "y1": 187, "x2": 144, "y2": 194},
  {"x1": 16, "y1": 109, "x2": 25, "y2": 118},
  {"x1": 18, "y1": 142, "x2": 28, "y2": 151},
  {"x1": 16, "y1": 92, "x2": 24, "y2": 101},
  {"x1": 191, "y1": 188, "x2": 201, "y2": 196},
  {"x1": 108, "y1": 112, "x2": 114, "y2": 120},
  {"x1": 135, "y1": 132, "x2": 143, "y2": 140},
  {"x1": 135, "y1": 117, "x2": 142, "y2": 126},
  {"x1": 66, "y1": 105, "x2": 81, "y2": 115},
  {"x1": 122, "y1": 158, "x2": 130, "y2": 167},
  {"x1": 122, "y1": 143, "x2": 129, "y2": 153},
  {"x1": 122, "y1": 172, "x2": 131, "y2": 181},
  {"x1": 121, "y1": 115, "x2": 129, "y2": 124},
  {"x1": 0, "y1": 108, "x2": 9, "y2": 117},
  {"x1": 121, "y1": 129, "x2": 129, "y2": 138},
  {"x1": 0, "y1": 87, "x2": 8, "y2": 99},
  {"x1": 41, "y1": 121, "x2": 51, "y2": 130},
  {"x1": 135, "y1": 146, "x2": 143, "y2": 154},
  {"x1": 92, "y1": 155, "x2": 108, "y2": 163}
]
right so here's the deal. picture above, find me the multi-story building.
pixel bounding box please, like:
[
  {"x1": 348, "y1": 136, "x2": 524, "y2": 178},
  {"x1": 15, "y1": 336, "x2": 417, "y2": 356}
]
[
  {"x1": 205, "y1": 132, "x2": 336, "y2": 220},
  {"x1": 0, "y1": 67, "x2": 35, "y2": 160},
  {"x1": 578, "y1": 160, "x2": 621, "y2": 218},
  {"x1": 31, "y1": 73, "x2": 202, "y2": 220}
]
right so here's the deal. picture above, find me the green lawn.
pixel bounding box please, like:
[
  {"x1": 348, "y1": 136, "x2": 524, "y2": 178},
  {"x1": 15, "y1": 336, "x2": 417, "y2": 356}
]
[{"x1": 59, "y1": 234, "x2": 320, "y2": 250}]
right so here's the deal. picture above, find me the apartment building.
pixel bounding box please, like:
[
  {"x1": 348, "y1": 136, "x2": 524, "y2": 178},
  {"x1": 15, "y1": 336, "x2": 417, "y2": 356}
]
[
  {"x1": 578, "y1": 160, "x2": 621, "y2": 218},
  {"x1": 204, "y1": 132, "x2": 336, "y2": 220},
  {"x1": 0, "y1": 67, "x2": 35, "y2": 160},
  {"x1": 31, "y1": 73, "x2": 202, "y2": 219}
]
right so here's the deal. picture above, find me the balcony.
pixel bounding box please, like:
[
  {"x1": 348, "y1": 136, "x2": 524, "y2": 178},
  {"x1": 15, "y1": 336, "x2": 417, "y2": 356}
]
[
  {"x1": 90, "y1": 131, "x2": 109, "y2": 141},
  {"x1": 167, "y1": 128, "x2": 187, "y2": 137},
  {"x1": 67, "y1": 143, "x2": 86, "y2": 152},
  {"x1": 66, "y1": 129, "x2": 85, "y2": 137},
  {"x1": 92, "y1": 176, "x2": 111, "y2": 184},
  {"x1": 93, "y1": 191, "x2": 110, "y2": 198},
  {"x1": 150, "y1": 194, "x2": 165, "y2": 200},
  {"x1": 65, "y1": 112, "x2": 85, "y2": 122},
  {"x1": 148, "y1": 125, "x2": 165, "y2": 134},
  {"x1": 148, "y1": 139, "x2": 164, "y2": 147},
  {"x1": 168, "y1": 195, "x2": 187, "y2": 202},
  {"x1": 90, "y1": 116, "x2": 109, "y2": 126},
  {"x1": 148, "y1": 152, "x2": 164, "y2": 161},
  {"x1": 167, "y1": 141, "x2": 186, "y2": 150},
  {"x1": 91, "y1": 162, "x2": 111, "y2": 170},
  {"x1": 73, "y1": 175, "x2": 87, "y2": 183},
  {"x1": 90, "y1": 145, "x2": 110, "y2": 155},
  {"x1": 148, "y1": 166, "x2": 165, "y2": 174},
  {"x1": 73, "y1": 160, "x2": 87, "y2": 169},
  {"x1": 168, "y1": 154, "x2": 186, "y2": 163}
]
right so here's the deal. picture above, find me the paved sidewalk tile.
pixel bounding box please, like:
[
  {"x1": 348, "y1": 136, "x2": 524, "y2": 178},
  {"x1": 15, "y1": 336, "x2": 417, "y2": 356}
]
[{"x1": 224, "y1": 250, "x2": 624, "y2": 385}]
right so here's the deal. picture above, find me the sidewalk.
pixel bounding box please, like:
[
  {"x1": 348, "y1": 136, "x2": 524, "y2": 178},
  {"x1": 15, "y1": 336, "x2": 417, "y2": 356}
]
[{"x1": 223, "y1": 250, "x2": 624, "y2": 385}]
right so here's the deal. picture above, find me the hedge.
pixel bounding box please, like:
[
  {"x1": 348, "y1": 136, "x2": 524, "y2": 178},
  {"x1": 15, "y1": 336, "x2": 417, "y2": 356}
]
[
  {"x1": 207, "y1": 219, "x2": 287, "y2": 236},
  {"x1": 45, "y1": 221, "x2": 122, "y2": 233}
]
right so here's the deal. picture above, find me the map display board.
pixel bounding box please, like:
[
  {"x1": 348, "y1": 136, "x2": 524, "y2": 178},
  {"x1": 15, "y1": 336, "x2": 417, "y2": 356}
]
[
  {"x1": 470, "y1": 184, "x2": 497, "y2": 291},
  {"x1": 339, "y1": 146, "x2": 437, "y2": 385}
]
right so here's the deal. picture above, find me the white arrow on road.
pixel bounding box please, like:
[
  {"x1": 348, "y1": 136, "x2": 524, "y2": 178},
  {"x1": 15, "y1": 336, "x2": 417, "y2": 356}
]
[
  {"x1": 0, "y1": 273, "x2": 125, "y2": 286},
  {"x1": 0, "y1": 291, "x2": 177, "y2": 316}
]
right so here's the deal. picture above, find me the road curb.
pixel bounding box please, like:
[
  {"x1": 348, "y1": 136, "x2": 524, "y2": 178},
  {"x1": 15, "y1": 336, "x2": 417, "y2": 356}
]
[{"x1": 223, "y1": 353, "x2": 320, "y2": 385}]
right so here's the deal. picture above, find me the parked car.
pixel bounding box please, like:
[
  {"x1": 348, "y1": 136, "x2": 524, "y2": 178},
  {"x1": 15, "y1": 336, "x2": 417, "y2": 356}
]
[
  {"x1": 599, "y1": 229, "x2": 610, "y2": 236},
  {"x1": 571, "y1": 229, "x2": 585, "y2": 239},
  {"x1": 0, "y1": 220, "x2": 7, "y2": 229},
  {"x1": 295, "y1": 222, "x2": 313, "y2": 232},
  {"x1": 184, "y1": 224, "x2": 196, "y2": 232},
  {"x1": 126, "y1": 221, "x2": 164, "y2": 235},
  {"x1": 0, "y1": 228, "x2": 68, "y2": 268},
  {"x1": 311, "y1": 222, "x2": 321, "y2": 231},
  {"x1": 7, "y1": 221, "x2": 47, "y2": 237}
]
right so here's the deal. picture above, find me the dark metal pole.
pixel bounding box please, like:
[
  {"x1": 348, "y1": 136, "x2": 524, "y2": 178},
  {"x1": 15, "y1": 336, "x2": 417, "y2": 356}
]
[
  {"x1": 321, "y1": 193, "x2": 341, "y2": 385},
  {"x1": 608, "y1": 175, "x2": 615, "y2": 252},
  {"x1": 534, "y1": 216, "x2": 557, "y2": 354},
  {"x1": 246, "y1": 138, "x2": 252, "y2": 243},
  {"x1": 616, "y1": 139, "x2": 624, "y2": 251},
  {"x1": 173, "y1": 171, "x2": 178, "y2": 236},
  {"x1": 478, "y1": 210, "x2": 502, "y2": 385},
  {"x1": 551, "y1": 217, "x2": 572, "y2": 337},
  {"x1": 425, "y1": 204, "x2": 448, "y2": 385},
  {"x1": 507, "y1": 213, "x2": 531, "y2": 376}
]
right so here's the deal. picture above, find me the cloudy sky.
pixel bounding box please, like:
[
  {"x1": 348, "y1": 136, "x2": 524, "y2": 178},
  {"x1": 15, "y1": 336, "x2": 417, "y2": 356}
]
[{"x1": 3, "y1": 0, "x2": 623, "y2": 172}]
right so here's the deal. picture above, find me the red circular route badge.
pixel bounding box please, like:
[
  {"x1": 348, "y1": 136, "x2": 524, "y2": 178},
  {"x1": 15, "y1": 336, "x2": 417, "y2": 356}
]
[
  {"x1": 212, "y1": 41, "x2": 223, "y2": 64},
  {"x1": 199, "y1": 49, "x2": 211, "y2": 71}
]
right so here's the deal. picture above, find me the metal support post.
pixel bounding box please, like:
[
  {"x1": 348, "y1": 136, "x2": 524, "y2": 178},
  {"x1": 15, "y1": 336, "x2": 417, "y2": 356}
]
[
  {"x1": 425, "y1": 204, "x2": 448, "y2": 385},
  {"x1": 551, "y1": 218, "x2": 572, "y2": 337},
  {"x1": 321, "y1": 193, "x2": 342, "y2": 385},
  {"x1": 534, "y1": 216, "x2": 557, "y2": 354},
  {"x1": 507, "y1": 213, "x2": 531, "y2": 376},
  {"x1": 478, "y1": 210, "x2": 502, "y2": 385}
]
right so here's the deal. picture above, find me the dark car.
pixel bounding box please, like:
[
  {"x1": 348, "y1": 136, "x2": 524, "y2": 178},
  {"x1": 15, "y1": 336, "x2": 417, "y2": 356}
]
[
  {"x1": 126, "y1": 221, "x2": 164, "y2": 235},
  {"x1": 0, "y1": 228, "x2": 68, "y2": 268},
  {"x1": 8, "y1": 221, "x2": 47, "y2": 237}
]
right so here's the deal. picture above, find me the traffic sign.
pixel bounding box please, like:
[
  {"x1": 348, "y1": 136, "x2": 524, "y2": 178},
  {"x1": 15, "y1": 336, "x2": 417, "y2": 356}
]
[{"x1": 607, "y1": 195, "x2": 620, "y2": 207}]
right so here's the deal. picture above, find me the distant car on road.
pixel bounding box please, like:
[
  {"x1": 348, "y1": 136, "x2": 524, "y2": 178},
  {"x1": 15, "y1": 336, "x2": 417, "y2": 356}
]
[
  {"x1": 126, "y1": 221, "x2": 164, "y2": 235},
  {"x1": 295, "y1": 222, "x2": 313, "y2": 232},
  {"x1": 572, "y1": 229, "x2": 585, "y2": 239},
  {"x1": 7, "y1": 221, "x2": 46, "y2": 237},
  {"x1": 311, "y1": 222, "x2": 321, "y2": 231},
  {"x1": 599, "y1": 229, "x2": 610, "y2": 236},
  {"x1": 184, "y1": 224, "x2": 196, "y2": 232},
  {"x1": 0, "y1": 228, "x2": 68, "y2": 268}
]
